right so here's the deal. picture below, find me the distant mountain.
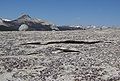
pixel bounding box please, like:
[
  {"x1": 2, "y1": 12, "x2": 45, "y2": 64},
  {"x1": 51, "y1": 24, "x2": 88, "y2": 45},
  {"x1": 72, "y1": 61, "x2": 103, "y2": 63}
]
[
  {"x1": 0, "y1": 14, "x2": 59, "y2": 31},
  {"x1": 0, "y1": 14, "x2": 86, "y2": 31},
  {"x1": 57, "y1": 25, "x2": 85, "y2": 31}
]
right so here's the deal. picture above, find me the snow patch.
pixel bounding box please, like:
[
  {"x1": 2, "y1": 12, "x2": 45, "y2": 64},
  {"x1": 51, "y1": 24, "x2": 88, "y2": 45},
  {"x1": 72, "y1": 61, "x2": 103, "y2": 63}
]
[{"x1": 2, "y1": 19, "x2": 11, "y2": 21}]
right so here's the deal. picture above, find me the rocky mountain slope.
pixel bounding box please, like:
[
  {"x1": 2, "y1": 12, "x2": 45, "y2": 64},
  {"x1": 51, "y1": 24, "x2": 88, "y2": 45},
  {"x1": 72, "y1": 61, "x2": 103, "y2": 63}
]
[{"x1": 0, "y1": 14, "x2": 59, "y2": 31}]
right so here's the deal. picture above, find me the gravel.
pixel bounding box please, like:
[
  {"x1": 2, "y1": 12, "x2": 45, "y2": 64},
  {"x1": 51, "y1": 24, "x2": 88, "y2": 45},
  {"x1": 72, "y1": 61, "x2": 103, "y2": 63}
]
[{"x1": 0, "y1": 29, "x2": 120, "y2": 81}]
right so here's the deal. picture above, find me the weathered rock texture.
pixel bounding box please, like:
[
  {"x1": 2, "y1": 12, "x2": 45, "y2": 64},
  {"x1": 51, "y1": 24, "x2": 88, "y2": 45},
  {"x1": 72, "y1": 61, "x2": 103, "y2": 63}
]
[{"x1": 0, "y1": 29, "x2": 120, "y2": 81}]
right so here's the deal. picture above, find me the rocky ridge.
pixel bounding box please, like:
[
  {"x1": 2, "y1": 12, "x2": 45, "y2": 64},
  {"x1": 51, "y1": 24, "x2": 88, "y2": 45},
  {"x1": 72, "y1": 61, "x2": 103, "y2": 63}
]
[{"x1": 0, "y1": 14, "x2": 59, "y2": 31}]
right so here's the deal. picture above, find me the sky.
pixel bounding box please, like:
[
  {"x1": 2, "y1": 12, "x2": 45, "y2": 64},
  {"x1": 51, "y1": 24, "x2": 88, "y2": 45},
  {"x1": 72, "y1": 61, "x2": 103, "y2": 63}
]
[{"x1": 0, "y1": 0, "x2": 120, "y2": 26}]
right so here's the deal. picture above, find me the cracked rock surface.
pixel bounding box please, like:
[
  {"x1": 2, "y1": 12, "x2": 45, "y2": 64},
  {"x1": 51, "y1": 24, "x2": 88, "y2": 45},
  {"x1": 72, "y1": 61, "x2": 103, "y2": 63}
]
[{"x1": 0, "y1": 29, "x2": 120, "y2": 81}]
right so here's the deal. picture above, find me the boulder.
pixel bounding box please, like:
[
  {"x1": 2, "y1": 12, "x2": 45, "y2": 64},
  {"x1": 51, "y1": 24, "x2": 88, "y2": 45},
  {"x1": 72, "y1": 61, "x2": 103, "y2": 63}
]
[{"x1": 19, "y1": 24, "x2": 29, "y2": 31}]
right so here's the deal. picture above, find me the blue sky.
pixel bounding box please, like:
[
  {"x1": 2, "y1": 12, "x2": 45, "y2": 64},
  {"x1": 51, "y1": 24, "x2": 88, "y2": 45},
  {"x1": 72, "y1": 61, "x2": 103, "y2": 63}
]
[{"x1": 0, "y1": 0, "x2": 120, "y2": 26}]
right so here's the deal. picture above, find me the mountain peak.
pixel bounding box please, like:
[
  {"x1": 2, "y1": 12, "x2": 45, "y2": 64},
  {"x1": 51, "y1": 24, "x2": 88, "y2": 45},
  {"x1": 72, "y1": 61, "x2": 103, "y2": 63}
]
[{"x1": 18, "y1": 14, "x2": 31, "y2": 19}]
